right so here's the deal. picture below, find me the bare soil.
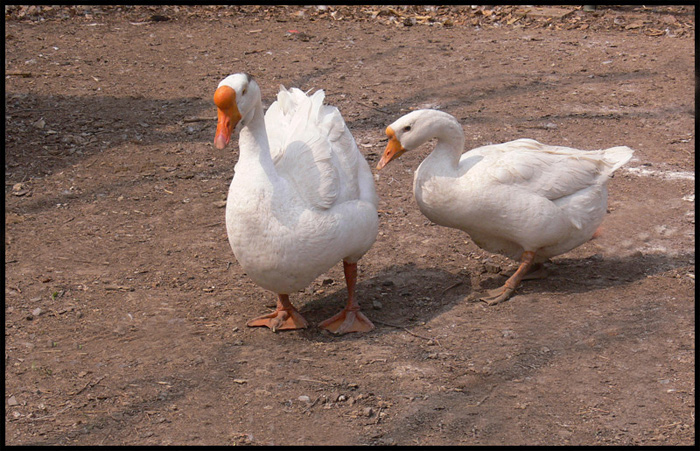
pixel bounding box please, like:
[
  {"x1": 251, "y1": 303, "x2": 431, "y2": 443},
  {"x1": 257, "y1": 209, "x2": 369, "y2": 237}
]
[{"x1": 5, "y1": 5, "x2": 695, "y2": 446}]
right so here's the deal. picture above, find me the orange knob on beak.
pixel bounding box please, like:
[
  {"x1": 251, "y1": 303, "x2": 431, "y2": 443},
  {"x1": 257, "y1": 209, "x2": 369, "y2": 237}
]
[
  {"x1": 376, "y1": 126, "x2": 406, "y2": 170},
  {"x1": 213, "y1": 85, "x2": 243, "y2": 149}
]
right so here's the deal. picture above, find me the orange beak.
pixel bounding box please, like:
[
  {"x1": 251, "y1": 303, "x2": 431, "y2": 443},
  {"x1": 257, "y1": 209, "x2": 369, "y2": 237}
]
[
  {"x1": 376, "y1": 126, "x2": 406, "y2": 170},
  {"x1": 213, "y1": 85, "x2": 243, "y2": 149}
]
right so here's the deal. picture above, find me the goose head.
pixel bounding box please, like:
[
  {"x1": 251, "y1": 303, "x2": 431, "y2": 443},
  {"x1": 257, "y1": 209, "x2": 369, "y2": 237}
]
[
  {"x1": 376, "y1": 109, "x2": 460, "y2": 170},
  {"x1": 213, "y1": 73, "x2": 261, "y2": 149}
]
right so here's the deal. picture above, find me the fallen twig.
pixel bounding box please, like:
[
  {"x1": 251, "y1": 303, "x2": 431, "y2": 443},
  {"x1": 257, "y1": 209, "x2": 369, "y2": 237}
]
[
  {"x1": 660, "y1": 421, "x2": 682, "y2": 429},
  {"x1": 302, "y1": 397, "x2": 320, "y2": 414},
  {"x1": 374, "y1": 320, "x2": 441, "y2": 346},
  {"x1": 70, "y1": 375, "x2": 105, "y2": 396},
  {"x1": 357, "y1": 101, "x2": 390, "y2": 115},
  {"x1": 55, "y1": 256, "x2": 109, "y2": 265},
  {"x1": 30, "y1": 403, "x2": 72, "y2": 421},
  {"x1": 6, "y1": 71, "x2": 33, "y2": 77},
  {"x1": 467, "y1": 393, "x2": 490, "y2": 407},
  {"x1": 296, "y1": 376, "x2": 330, "y2": 384},
  {"x1": 100, "y1": 428, "x2": 113, "y2": 445},
  {"x1": 375, "y1": 406, "x2": 383, "y2": 424},
  {"x1": 441, "y1": 281, "x2": 463, "y2": 294}
]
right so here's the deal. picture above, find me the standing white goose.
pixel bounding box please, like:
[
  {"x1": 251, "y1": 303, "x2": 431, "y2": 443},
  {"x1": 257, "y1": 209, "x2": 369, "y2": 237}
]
[
  {"x1": 376, "y1": 109, "x2": 633, "y2": 304},
  {"x1": 214, "y1": 73, "x2": 378, "y2": 334}
]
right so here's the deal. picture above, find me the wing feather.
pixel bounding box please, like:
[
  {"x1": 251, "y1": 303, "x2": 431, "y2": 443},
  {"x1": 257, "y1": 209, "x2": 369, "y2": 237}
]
[
  {"x1": 480, "y1": 139, "x2": 629, "y2": 201},
  {"x1": 265, "y1": 86, "x2": 368, "y2": 210}
]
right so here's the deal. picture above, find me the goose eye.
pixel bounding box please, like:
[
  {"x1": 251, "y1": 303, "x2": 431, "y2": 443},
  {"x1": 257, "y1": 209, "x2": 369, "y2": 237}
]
[
  {"x1": 241, "y1": 88, "x2": 247, "y2": 96},
  {"x1": 403, "y1": 125, "x2": 412, "y2": 132}
]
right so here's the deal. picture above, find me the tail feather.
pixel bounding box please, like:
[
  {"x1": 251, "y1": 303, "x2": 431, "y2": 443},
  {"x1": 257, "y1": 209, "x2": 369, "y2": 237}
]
[
  {"x1": 308, "y1": 89, "x2": 325, "y2": 124},
  {"x1": 603, "y1": 146, "x2": 634, "y2": 173},
  {"x1": 276, "y1": 86, "x2": 328, "y2": 126},
  {"x1": 275, "y1": 85, "x2": 293, "y2": 115}
]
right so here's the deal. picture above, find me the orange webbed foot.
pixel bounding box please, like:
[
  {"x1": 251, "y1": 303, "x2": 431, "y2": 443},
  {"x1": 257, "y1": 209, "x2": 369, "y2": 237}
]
[
  {"x1": 319, "y1": 308, "x2": 375, "y2": 335},
  {"x1": 246, "y1": 308, "x2": 308, "y2": 332},
  {"x1": 247, "y1": 294, "x2": 308, "y2": 332},
  {"x1": 477, "y1": 286, "x2": 516, "y2": 305},
  {"x1": 475, "y1": 251, "x2": 536, "y2": 306}
]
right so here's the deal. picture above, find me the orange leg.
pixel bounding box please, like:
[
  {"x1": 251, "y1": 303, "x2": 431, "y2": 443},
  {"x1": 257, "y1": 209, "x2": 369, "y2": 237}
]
[
  {"x1": 319, "y1": 261, "x2": 375, "y2": 334},
  {"x1": 479, "y1": 251, "x2": 536, "y2": 305},
  {"x1": 246, "y1": 293, "x2": 308, "y2": 332},
  {"x1": 502, "y1": 261, "x2": 549, "y2": 281}
]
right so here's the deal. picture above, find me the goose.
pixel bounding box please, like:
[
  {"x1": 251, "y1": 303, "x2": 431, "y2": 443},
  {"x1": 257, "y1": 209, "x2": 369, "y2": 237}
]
[
  {"x1": 214, "y1": 73, "x2": 379, "y2": 333},
  {"x1": 376, "y1": 109, "x2": 633, "y2": 304}
]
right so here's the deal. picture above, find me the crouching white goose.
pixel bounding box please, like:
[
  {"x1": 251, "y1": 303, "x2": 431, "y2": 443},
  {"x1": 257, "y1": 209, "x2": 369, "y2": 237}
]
[
  {"x1": 376, "y1": 109, "x2": 633, "y2": 304},
  {"x1": 214, "y1": 73, "x2": 379, "y2": 333}
]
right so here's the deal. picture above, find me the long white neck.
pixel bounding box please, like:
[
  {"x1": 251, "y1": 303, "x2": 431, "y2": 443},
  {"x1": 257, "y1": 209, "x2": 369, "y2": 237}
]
[
  {"x1": 236, "y1": 100, "x2": 276, "y2": 176},
  {"x1": 418, "y1": 112, "x2": 465, "y2": 174}
]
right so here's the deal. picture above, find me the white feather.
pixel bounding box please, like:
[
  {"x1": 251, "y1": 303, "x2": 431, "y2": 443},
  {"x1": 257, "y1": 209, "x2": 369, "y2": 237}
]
[
  {"x1": 219, "y1": 75, "x2": 378, "y2": 295},
  {"x1": 387, "y1": 109, "x2": 634, "y2": 262}
]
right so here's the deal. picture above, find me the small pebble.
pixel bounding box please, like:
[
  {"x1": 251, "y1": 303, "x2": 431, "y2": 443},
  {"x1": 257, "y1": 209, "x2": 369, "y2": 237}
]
[
  {"x1": 502, "y1": 329, "x2": 517, "y2": 339},
  {"x1": 298, "y1": 395, "x2": 311, "y2": 403},
  {"x1": 484, "y1": 262, "x2": 502, "y2": 274}
]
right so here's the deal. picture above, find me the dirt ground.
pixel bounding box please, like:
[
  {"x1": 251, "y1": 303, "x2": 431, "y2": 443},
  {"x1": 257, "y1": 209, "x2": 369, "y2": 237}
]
[{"x1": 4, "y1": 5, "x2": 695, "y2": 446}]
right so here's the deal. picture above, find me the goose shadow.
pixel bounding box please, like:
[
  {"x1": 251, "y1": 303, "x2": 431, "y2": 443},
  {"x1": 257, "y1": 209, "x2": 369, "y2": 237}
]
[
  {"x1": 293, "y1": 263, "x2": 471, "y2": 340},
  {"x1": 287, "y1": 250, "x2": 692, "y2": 339},
  {"x1": 5, "y1": 92, "x2": 215, "y2": 182},
  {"x1": 473, "y1": 250, "x2": 694, "y2": 295}
]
